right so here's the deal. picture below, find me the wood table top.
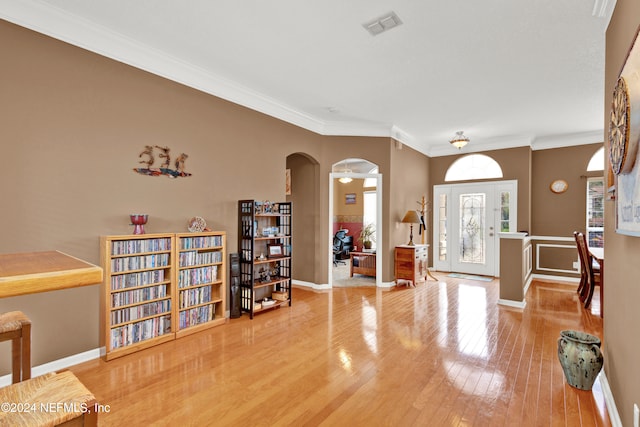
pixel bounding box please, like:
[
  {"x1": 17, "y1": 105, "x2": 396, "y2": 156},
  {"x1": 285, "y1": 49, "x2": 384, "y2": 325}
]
[{"x1": 0, "y1": 251, "x2": 103, "y2": 298}]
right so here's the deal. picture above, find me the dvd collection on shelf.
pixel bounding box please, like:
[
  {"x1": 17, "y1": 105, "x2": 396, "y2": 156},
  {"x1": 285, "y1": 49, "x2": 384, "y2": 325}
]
[
  {"x1": 180, "y1": 235, "x2": 223, "y2": 249},
  {"x1": 111, "y1": 284, "x2": 167, "y2": 307},
  {"x1": 178, "y1": 304, "x2": 216, "y2": 329},
  {"x1": 110, "y1": 315, "x2": 172, "y2": 350},
  {"x1": 110, "y1": 253, "x2": 170, "y2": 272},
  {"x1": 179, "y1": 250, "x2": 222, "y2": 266},
  {"x1": 101, "y1": 231, "x2": 227, "y2": 360},
  {"x1": 178, "y1": 265, "x2": 218, "y2": 286},
  {"x1": 179, "y1": 286, "x2": 213, "y2": 308},
  {"x1": 111, "y1": 299, "x2": 171, "y2": 325},
  {"x1": 111, "y1": 237, "x2": 172, "y2": 255},
  {"x1": 110, "y1": 270, "x2": 165, "y2": 290}
]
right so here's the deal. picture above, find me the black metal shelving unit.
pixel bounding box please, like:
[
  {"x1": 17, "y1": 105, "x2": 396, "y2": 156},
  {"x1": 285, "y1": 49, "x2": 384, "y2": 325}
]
[{"x1": 237, "y1": 200, "x2": 292, "y2": 319}]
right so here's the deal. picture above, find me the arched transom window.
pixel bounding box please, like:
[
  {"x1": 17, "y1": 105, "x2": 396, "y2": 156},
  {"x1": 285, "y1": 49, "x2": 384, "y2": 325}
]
[
  {"x1": 445, "y1": 154, "x2": 503, "y2": 182},
  {"x1": 587, "y1": 147, "x2": 604, "y2": 171}
]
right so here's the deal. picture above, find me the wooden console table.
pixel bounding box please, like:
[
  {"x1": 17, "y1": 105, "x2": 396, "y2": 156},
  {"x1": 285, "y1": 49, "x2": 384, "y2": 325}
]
[
  {"x1": 350, "y1": 251, "x2": 376, "y2": 277},
  {"x1": 0, "y1": 251, "x2": 103, "y2": 298}
]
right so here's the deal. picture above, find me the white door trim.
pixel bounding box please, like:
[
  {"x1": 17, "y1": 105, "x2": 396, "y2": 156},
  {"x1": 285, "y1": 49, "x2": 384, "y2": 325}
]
[
  {"x1": 433, "y1": 180, "x2": 517, "y2": 276},
  {"x1": 328, "y1": 172, "x2": 382, "y2": 287}
]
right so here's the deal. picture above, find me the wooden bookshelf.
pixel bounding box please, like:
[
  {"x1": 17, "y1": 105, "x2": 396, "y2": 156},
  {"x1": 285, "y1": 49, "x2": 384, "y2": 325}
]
[
  {"x1": 100, "y1": 231, "x2": 228, "y2": 360},
  {"x1": 174, "y1": 231, "x2": 227, "y2": 338},
  {"x1": 238, "y1": 200, "x2": 292, "y2": 319},
  {"x1": 100, "y1": 233, "x2": 175, "y2": 360}
]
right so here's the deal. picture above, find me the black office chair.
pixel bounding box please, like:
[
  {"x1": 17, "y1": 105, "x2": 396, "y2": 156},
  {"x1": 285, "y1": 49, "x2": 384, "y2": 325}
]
[{"x1": 333, "y1": 230, "x2": 349, "y2": 266}]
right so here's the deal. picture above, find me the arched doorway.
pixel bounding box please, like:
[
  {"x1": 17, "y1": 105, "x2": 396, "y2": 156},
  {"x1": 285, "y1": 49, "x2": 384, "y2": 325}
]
[
  {"x1": 286, "y1": 153, "x2": 321, "y2": 285},
  {"x1": 329, "y1": 159, "x2": 382, "y2": 287}
]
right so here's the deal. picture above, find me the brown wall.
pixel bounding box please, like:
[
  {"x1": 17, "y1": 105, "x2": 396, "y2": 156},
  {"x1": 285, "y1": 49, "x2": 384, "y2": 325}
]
[
  {"x1": 0, "y1": 19, "x2": 395, "y2": 372},
  {"x1": 605, "y1": 4, "x2": 640, "y2": 426},
  {"x1": 334, "y1": 179, "x2": 364, "y2": 217},
  {"x1": 388, "y1": 142, "x2": 430, "y2": 277},
  {"x1": 531, "y1": 144, "x2": 603, "y2": 236}
]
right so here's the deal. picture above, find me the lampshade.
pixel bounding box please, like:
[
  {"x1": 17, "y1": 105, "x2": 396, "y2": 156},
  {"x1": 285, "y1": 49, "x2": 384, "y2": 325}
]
[
  {"x1": 401, "y1": 210, "x2": 421, "y2": 224},
  {"x1": 401, "y1": 210, "x2": 420, "y2": 246},
  {"x1": 450, "y1": 131, "x2": 469, "y2": 149}
]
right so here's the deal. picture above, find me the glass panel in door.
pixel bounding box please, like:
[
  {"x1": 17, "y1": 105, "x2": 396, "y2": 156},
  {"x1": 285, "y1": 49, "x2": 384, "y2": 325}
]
[{"x1": 459, "y1": 193, "x2": 486, "y2": 264}]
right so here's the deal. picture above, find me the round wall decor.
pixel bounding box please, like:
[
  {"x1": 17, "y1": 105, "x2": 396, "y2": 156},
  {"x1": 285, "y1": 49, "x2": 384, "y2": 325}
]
[
  {"x1": 550, "y1": 179, "x2": 568, "y2": 194},
  {"x1": 609, "y1": 77, "x2": 634, "y2": 174}
]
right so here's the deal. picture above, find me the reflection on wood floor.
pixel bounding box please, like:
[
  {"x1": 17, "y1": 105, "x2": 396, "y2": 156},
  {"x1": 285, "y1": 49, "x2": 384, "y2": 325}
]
[{"x1": 69, "y1": 277, "x2": 609, "y2": 426}]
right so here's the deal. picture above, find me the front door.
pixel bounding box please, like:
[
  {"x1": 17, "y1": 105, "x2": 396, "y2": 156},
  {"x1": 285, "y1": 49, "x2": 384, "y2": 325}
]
[{"x1": 433, "y1": 181, "x2": 517, "y2": 276}]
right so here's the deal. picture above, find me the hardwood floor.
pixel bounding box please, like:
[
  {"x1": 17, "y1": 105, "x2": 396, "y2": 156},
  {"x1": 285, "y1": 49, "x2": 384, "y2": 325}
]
[{"x1": 68, "y1": 277, "x2": 610, "y2": 426}]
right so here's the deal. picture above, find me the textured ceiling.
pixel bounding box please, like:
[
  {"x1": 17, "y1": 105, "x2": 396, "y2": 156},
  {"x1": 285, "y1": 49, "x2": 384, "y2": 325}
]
[{"x1": 0, "y1": 0, "x2": 613, "y2": 156}]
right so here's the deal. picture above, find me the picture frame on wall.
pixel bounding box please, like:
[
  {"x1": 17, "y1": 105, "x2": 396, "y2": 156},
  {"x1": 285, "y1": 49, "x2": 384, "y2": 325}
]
[
  {"x1": 285, "y1": 169, "x2": 291, "y2": 196},
  {"x1": 345, "y1": 193, "x2": 356, "y2": 205}
]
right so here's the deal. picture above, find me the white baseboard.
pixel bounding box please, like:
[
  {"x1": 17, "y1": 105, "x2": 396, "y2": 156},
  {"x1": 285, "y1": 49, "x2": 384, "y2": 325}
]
[
  {"x1": 292, "y1": 279, "x2": 331, "y2": 290},
  {"x1": 599, "y1": 370, "x2": 622, "y2": 427},
  {"x1": 293, "y1": 279, "x2": 395, "y2": 289},
  {"x1": 0, "y1": 347, "x2": 101, "y2": 387},
  {"x1": 532, "y1": 273, "x2": 580, "y2": 284},
  {"x1": 497, "y1": 299, "x2": 527, "y2": 309},
  {"x1": 523, "y1": 274, "x2": 533, "y2": 296}
]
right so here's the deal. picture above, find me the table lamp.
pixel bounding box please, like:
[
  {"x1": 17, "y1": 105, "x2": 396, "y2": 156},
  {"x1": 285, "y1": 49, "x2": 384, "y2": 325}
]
[{"x1": 401, "y1": 210, "x2": 421, "y2": 246}]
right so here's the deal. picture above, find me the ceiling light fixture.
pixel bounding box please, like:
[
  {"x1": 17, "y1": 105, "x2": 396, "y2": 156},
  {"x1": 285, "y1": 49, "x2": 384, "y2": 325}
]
[
  {"x1": 449, "y1": 131, "x2": 470, "y2": 149},
  {"x1": 338, "y1": 161, "x2": 353, "y2": 184}
]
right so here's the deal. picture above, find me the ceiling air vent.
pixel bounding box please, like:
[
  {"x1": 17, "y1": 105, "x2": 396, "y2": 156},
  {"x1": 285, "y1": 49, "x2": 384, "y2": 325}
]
[{"x1": 363, "y1": 11, "x2": 403, "y2": 36}]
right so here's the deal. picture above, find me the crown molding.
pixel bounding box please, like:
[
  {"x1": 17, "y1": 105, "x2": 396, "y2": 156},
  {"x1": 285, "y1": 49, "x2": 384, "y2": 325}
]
[
  {"x1": 592, "y1": 0, "x2": 617, "y2": 30},
  {"x1": 0, "y1": 0, "x2": 333, "y2": 135},
  {"x1": 531, "y1": 130, "x2": 603, "y2": 150},
  {"x1": 0, "y1": 1, "x2": 606, "y2": 158},
  {"x1": 425, "y1": 130, "x2": 603, "y2": 157}
]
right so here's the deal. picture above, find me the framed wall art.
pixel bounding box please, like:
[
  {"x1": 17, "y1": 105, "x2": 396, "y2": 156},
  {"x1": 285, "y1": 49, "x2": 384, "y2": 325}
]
[{"x1": 345, "y1": 193, "x2": 356, "y2": 205}]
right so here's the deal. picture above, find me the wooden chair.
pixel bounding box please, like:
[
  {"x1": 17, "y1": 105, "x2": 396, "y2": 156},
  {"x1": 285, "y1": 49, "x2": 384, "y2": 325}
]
[
  {"x1": 0, "y1": 311, "x2": 31, "y2": 383},
  {"x1": 0, "y1": 371, "x2": 98, "y2": 426},
  {"x1": 574, "y1": 232, "x2": 601, "y2": 309}
]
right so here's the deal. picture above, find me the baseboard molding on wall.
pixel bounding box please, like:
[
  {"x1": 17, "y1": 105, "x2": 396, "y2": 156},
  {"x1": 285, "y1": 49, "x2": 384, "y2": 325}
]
[
  {"x1": 523, "y1": 274, "x2": 533, "y2": 297},
  {"x1": 293, "y1": 280, "x2": 331, "y2": 290},
  {"x1": 599, "y1": 370, "x2": 622, "y2": 427},
  {"x1": 497, "y1": 299, "x2": 527, "y2": 309},
  {"x1": 531, "y1": 274, "x2": 580, "y2": 284},
  {"x1": 0, "y1": 347, "x2": 101, "y2": 388},
  {"x1": 293, "y1": 279, "x2": 395, "y2": 289}
]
